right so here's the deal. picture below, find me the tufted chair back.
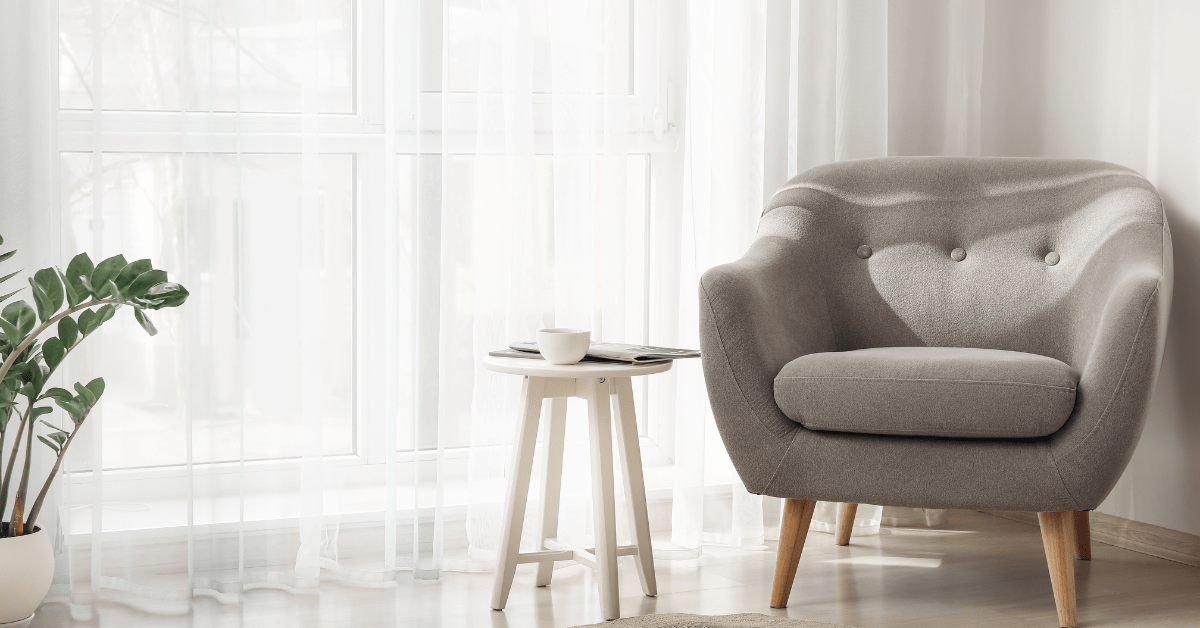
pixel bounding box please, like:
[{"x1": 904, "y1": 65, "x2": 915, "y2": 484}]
[{"x1": 760, "y1": 157, "x2": 1170, "y2": 371}]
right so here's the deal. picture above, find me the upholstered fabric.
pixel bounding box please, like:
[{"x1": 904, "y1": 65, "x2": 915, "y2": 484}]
[
  {"x1": 699, "y1": 157, "x2": 1172, "y2": 512},
  {"x1": 774, "y1": 347, "x2": 1079, "y2": 439}
]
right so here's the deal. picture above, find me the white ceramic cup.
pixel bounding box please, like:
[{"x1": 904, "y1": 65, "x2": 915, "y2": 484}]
[{"x1": 536, "y1": 328, "x2": 591, "y2": 365}]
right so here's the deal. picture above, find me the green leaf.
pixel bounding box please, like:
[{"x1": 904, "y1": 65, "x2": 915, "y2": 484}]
[
  {"x1": 17, "y1": 340, "x2": 40, "y2": 364},
  {"x1": 53, "y1": 397, "x2": 85, "y2": 424},
  {"x1": 20, "y1": 364, "x2": 45, "y2": 399},
  {"x1": 0, "y1": 250, "x2": 14, "y2": 264},
  {"x1": 133, "y1": 307, "x2": 158, "y2": 336},
  {"x1": 96, "y1": 304, "x2": 116, "y2": 325},
  {"x1": 142, "y1": 282, "x2": 189, "y2": 310},
  {"x1": 31, "y1": 364, "x2": 45, "y2": 393},
  {"x1": 43, "y1": 431, "x2": 68, "y2": 450},
  {"x1": 74, "y1": 382, "x2": 97, "y2": 406},
  {"x1": 41, "y1": 387, "x2": 74, "y2": 404},
  {"x1": 89, "y1": 254, "x2": 128, "y2": 298},
  {"x1": 40, "y1": 419, "x2": 68, "y2": 435},
  {"x1": 30, "y1": 406, "x2": 54, "y2": 419},
  {"x1": 105, "y1": 279, "x2": 124, "y2": 303},
  {"x1": 113, "y1": 259, "x2": 152, "y2": 292},
  {"x1": 77, "y1": 308, "x2": 97, "y2": 335},
  {"x1": 57, "y1": 268, "x2": 81, "y2": 308},
  {"x1": 42, "y1": 337, "x2": 64, "y2": 369},
  {"x1": 33, "y1": 268, "x2": 64, "y2": 315},
  {"x1": 0, "y1": 316, "x2": 20, "y2": 346},
  {"x1": 85, "y1": 377, "x2": 105, "y2": 401},
  {"x1": 0, "y1": 270, "x2": 19, "y2": 285},
  {"x1": 27, "y1": 277, "x2": 52, "y2": 323},
  {"x1": 64, "y1": 253, "x2": 94, "y2": 300},
  {"x1": 37, "y1": 435, "x2": 60, "y2": 454},
  {"x1": 5, "y1": 363, "x2": 29, "y2": 385},
  {"x1": 58, "y1": 315, "x2": 78, "y2": 347},
  {"x1": 126, "y1": 270, "x2": 167, "y2": 300},
  {"x1": 3, "y1": 300, "x2": 36, "y2": 337},
  {"x1": 78, "y1": 275, "x2": 96, "y2": 297},
  {"x1": 0, "y1": 288, "x2": 21, "y2": 306}
]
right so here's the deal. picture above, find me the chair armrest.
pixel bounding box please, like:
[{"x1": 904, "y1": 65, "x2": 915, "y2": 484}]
[
  {"x1": 1050, "y1": 222, "x2": 1172, "y2": 509},
  {"x1": 699, "y1": 227, "x2": 836, "y2": 444}
]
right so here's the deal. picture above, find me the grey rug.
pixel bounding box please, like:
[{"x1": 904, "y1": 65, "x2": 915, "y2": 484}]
[{"x1": 571, "y1": 613, "x2": 855, "y2": 628}]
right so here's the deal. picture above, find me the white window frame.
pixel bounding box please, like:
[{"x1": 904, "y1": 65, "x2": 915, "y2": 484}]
[{"x1": 58, "y1": 0, "x2": 681, "y2": 534}]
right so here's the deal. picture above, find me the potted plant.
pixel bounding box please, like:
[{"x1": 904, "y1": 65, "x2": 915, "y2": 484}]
[{"x1": 0, "y1": 234, "x2": 188, "y2": 626}]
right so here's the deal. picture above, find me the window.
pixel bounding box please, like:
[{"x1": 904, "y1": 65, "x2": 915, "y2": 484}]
[{"x1": 56, "y1": 0, "x2": 673, "y2": 531}]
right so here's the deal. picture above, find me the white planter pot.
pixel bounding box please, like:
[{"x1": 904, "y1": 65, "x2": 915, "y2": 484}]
[{"x1": 0, "y1": 526, "x2": 53, "y2": 626}]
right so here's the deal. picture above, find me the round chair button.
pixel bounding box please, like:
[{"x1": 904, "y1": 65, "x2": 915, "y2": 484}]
[
  {"x1": 950, "y1": 247, "x2": 966, "y2": 262},
  {"x1": 856, "y1": 245, "x2": 873, "y2": 259},
  {"x1": 1045, "y1": 251, "x2": 1060, "y2": 266}
]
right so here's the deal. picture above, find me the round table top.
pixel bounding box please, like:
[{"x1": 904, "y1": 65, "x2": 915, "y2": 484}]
[{"x1": 482, "y1": 355, "x2": 674, "y2": 379}]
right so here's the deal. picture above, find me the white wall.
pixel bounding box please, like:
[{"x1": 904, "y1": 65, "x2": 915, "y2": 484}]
[{"x1": 976, "y1": 0, "x2": 1200, "y2": 537}]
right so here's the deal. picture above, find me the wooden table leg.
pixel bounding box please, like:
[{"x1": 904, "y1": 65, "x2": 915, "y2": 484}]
[
  {"x1": 491, "y1": 377, "x2": 546, "y2": 611},
  {"x1": 584, "y1": 377, "x2": 621, "y2": 620},
  {"x1": 612, "y1": 377, "x2": 657, "y2": 597},
  {"x1": 535, "y1": 397, "x2": 569, "y2": 587}
]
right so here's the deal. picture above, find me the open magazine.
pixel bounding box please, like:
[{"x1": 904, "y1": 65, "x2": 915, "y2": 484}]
[{"x1": 493, "y1": 341, "x2": 700, "y2": 365}]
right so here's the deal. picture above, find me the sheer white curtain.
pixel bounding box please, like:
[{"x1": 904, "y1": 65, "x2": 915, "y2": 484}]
[{"x1": 5, "y1": 0, "x2": 1200, "y2": 614}]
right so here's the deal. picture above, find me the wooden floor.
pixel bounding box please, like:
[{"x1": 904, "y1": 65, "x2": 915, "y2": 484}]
[{"x1": 30, "y1": 510, "x2": 1200, "y2": 627}]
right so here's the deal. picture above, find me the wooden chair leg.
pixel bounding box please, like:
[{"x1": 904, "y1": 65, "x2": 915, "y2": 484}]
[
  {"x1": 836, "y1": 503, "x2": 858, "y2": 546},
  {"x1": 771, "y1": 499, "x2": 817, "y2": 608},
  {"x1": 1039, "y1": 511, "x2": 1078, "y2": 628},
  {"x1": 1073, "y1": 510, "x2": 1091, "y2": 561}
]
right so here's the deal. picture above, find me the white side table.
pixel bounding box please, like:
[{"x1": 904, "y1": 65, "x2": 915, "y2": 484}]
[{"x1": 484, "y1": 355, "x2": 671, "y2": 620}]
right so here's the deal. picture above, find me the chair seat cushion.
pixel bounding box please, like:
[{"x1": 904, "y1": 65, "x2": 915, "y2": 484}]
[{"x1": 774, "y1": 347, "x2": 1079, "y2": 439}]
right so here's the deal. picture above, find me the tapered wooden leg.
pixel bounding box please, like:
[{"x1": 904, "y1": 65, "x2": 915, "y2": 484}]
[
  {"x1": 535, "y1": 397, "x2": 569, "y2": 587},
  {"x1": 585, "y1": 378, "x2": 621, "y2": 620},
  {"x1": 612, "y1": 378, "x2": 657, "y2": 597},
  {"x1": 836, "y1": 503, "x2": 858, "y2": 546},
  {"x1": 1073, "y1": 511, "x2": 1091, "y2": 561},
  {"x1": 771, "y1": 498, "x2": 817, "y2": 608},
  {"x1": 1039, "y1": 511, "x2": 1078, "y2": 628},
  {"x1": 491, "y1": 377, "x2": 546, "y2": 611}
]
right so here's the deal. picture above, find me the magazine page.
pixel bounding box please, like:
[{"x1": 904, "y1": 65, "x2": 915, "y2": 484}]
[
  {"x1": 488, "y1": 348, "x2": 626, "y2": 363},
  {"x1": 587, "y1": 343, "x2": 701, "y2": 361},
  {"x1": 507, "y1": 341, "x2": 698, "y2": 364}
]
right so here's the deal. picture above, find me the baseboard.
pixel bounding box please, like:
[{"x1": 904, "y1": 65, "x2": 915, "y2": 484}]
[{"x1": 984, "y1": 510, "x2": 1200, "y2": 568}]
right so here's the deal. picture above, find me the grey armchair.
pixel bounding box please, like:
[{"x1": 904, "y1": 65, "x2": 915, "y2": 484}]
[{"x1": 699, "y1": 157, "x2": 1172, "y2": 628}]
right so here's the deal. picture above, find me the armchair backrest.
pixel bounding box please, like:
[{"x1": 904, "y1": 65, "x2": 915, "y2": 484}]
[{"x1": 761, "y1": 157, "x2": 1168, "y2": 368}]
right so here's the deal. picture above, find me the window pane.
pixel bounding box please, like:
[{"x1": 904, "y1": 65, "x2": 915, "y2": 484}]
[
  {"x1": 59, "y1": 152, "x2": 355, "y2": 469},
  {"x1": 422, "y1": 0, "x2": 631, "y2": 95},
  {"x1": 59, "y1": 0, "x2": 354, "y2": 113}
]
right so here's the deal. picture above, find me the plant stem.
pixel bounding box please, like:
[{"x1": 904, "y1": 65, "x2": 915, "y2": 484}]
[
  {"x1": 0, "y1": 298, "x2": 116, "y2": 389},
  {"x1": 0, "y1": 331, "x2": 88, "y2": 536},
  {"x1": 0, "y1": 398, "x2": 32, "y2": 523},
  {"x1": 11, "y1": 492, "x2": 22, "y2": 536},
  {"x1": 10, "y1": 403, "x2": 34, "y2": 535},
  {"x1": 24, "y1": 420, "x2": 82, "y2": 532},
  {"x1": 0, "y1": 427, "x2": 5, "y2": 519}
]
